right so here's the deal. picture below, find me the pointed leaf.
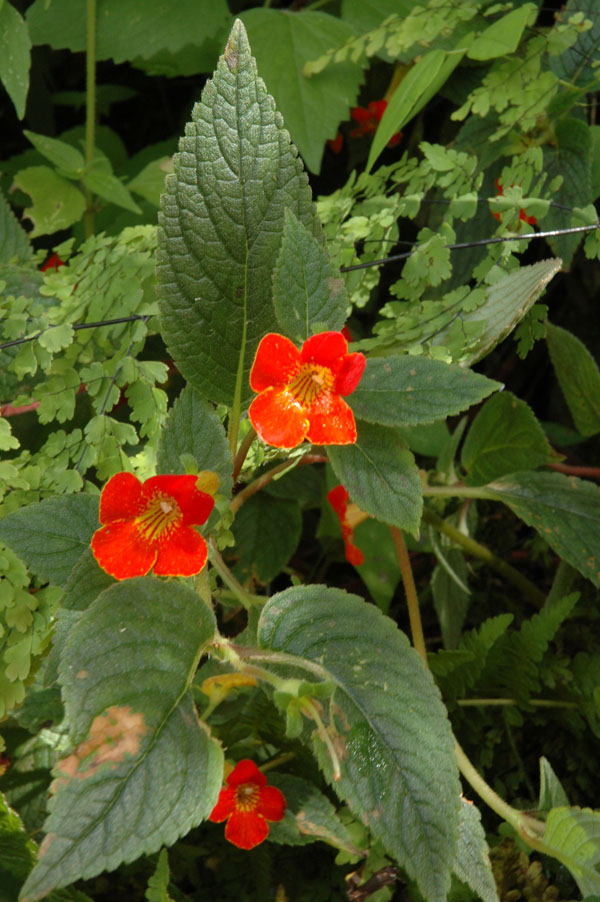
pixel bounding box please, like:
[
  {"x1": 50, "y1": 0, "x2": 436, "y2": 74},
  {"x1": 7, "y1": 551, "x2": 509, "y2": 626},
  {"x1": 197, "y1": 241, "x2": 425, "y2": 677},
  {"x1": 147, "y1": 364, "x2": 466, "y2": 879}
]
[
  {"x1": 467, "y1": 4, "x2": 536, "y2": 61},
  {"x1": 487, "y1": 471, "x2": 600, "y2": 588},
  {"x1": 542, "y1": 807, "x2": 600, "y2": 896},
  {"x1": 23, "y1": 131, "x2": 85, "y2": 176},
  {"x1": 328, "y1": 420, "x2": 422, "y2": 535},
  {"x1": 461, "y1": 391, "x2": 552, "y2": 485},
  {"x1": 546, "y1": 322, "x2": 600, "y2": 437},
  {"x1": 258, "y1": 585, "x2": 460, "y2": 902},
  {"x1": 454, "y1": 799, "x2": 499, "y2": 902},
  {"x1": 20, "y1": 578, "x2": 222, "y2": 901},
  {"x1": 157, "y1": 19, "x2": 319, "y2": 409},
  {"x1": 539, "y1": 758, "x2": 570, "y2": 812},
  {"x1": 349, "y1": 356, "x2": 500, "y2": 428},
  {"x1": 0, "y1": 1, "x2": 31, "y2": 119},
  {"x1": 0, "y1": 495, "x2": 99, "y2": 588},
  {"x1": 273, "y1": 208, "x2": 346, "y2": 342}
]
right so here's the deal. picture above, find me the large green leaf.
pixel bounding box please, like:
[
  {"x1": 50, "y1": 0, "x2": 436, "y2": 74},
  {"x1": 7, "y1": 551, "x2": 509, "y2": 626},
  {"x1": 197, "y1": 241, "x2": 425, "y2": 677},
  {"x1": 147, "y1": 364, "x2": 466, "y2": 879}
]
[
  {"x1": 231, "y1": 494, "x2": 302, "y2": 584},
  {"x1": 487, "y1": 471, "x2": 600, "y2": 588},
  {"x1": 20, "y1": 578, "x2": 222, "y2": 901},
  {"x1": 328, "y1": 420, "x2": 422, "y2": 535},
  {"x1": 26, "y1": 0, "x2": 230, "y2": 65},
  {"x1": 241, "y1": 9, "x2": 363, "y2": 174},
  {"x1": 546, "y1": 322, "x2": 600, "y2": 437},
  {"x1": 454, "y1": 799, "x2": 499, "y2": 902},
  {"x1": 258, "y1": 586, "x2": 461, "y2": 902},
  {"x1": 542, "y1": 807, "x2": 600, "y2": 896},
  {"x1": 461, "y1": 391, "x2": 552, "y2": 485},
  {"x1": 273, "y1": 208, "x2": 347, "y2": 343},
  {"x1": 0, "y1": 495, "x2": 99, "y2": 588},
  {"x1": 157, "y1": 19, "x2": 319, "y2": 410},
  {"x1": 349, "y1": 356, "x2": 500, "y2": 428},
  {"x1": 0, "y1": 1, "x2": 31, "y2": 120}
]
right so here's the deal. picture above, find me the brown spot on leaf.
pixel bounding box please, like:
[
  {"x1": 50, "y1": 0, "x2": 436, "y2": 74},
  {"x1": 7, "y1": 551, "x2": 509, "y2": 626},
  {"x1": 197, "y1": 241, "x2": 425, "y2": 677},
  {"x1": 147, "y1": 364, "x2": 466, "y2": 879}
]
[
  {"x1": 328, "y1": 277, "x2": 344, "y2": 297},
  {"x1": 54, "y1": 705, "x2": 147, "y2": 787},
  {"x1": 76, "y1": 670, "x2": 88, "y2": 680}
]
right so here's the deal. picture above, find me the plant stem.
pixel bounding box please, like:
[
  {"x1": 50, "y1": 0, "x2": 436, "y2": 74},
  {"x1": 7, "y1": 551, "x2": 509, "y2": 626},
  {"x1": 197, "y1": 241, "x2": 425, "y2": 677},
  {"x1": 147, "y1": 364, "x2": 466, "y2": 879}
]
[
  {"x1": 208, "y1": 539, "x2": 264, "y2": 609},
  {"x1": 421, "y1": 506, "x2": 545, "y2": 608},
  {"x1": 390, "y1": 526, "x2": 427, "y2": 664},
  {"x1": 230, "y1": 452, "x2": 326, "y2": 514},
  {"x1": 232, "y1": 426, "x2": 256, "y2": 482},
  {"x1": 457, "y1": 697, "x2": 577, "y2": 708},
  {"x1": 84, "y1": 0, "x2": 97, "y2": 238}
]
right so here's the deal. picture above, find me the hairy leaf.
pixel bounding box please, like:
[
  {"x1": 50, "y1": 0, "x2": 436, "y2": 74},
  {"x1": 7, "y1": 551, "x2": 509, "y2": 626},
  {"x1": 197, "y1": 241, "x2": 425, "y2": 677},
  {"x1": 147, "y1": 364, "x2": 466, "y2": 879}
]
[
  {"x1": 231, "y1": 494, "x2": 302, "y2": 584},
  {"x1": 543, "y1": 806, "x2": 600, "y2": 896},
  {"x1": 454, "y1": 798, "x2": 499, "y2": 902}
]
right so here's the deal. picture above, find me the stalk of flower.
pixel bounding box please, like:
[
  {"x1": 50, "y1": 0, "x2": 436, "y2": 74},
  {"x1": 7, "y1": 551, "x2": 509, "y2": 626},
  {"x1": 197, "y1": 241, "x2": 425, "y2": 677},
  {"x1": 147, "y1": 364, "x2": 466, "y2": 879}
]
[
  {"x1": 327, "y1": 485, "x2": 368, "y2": 566},
  {"x1": 248, "y1": 331, "x2": 366, "y2": 449},
  {"x1": 91, "y1": 472, "x2": 215, "y2": 580},
  {"x1": 208, "y1": 759, "x2": 286, "y2": 849}
]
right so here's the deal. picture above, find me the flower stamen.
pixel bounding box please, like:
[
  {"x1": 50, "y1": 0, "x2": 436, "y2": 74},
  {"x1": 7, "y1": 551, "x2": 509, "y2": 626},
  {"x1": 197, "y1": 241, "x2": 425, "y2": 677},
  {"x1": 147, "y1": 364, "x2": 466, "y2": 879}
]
[
  {"x1": 288, "y1": 364, "x2": 334, "y2": 407},
  {"x1": 136, "y1": 493, "x2": 182, "y2": 542}
]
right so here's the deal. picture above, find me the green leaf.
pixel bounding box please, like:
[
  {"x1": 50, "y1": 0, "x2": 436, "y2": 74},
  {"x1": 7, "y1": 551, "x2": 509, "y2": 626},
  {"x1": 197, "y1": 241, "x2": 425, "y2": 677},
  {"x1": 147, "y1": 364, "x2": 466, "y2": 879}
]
[
  {"x1": 258, "y1": 586, "x2": 461, "y2": 902},
  {"x1": 0, "y1": 495, "x2": 99, "y2": 588},
  {"x1": 353, "y1": 519, "x2": 401, "y2": 614},
  {"x1": 467, "y1": 4, "x2": 536, "y2": 61},
  {"x1": 20, "y1": 578, "x2": 222, "y2": 901},
  {"x1": 128, "y1": 157, "x2": 172, "y2": 207},
  {"x1": 12, "y1": 167, "x2": 86, "y2": 237},
  {"x1": 145, "y1": 849, "x2": 173, "y2": 902},
  {"x1": 37, "y1": 323, "x2": 74, "y2": 355},
  {"x1": 26, "y1": 0, "x2": 231, "y2": 66},
  {"x1": 487, "y1": 471, "x2": 600, "y2": 588},
  {"x1": 82, "y1": 155, "x2": 141, "y2": 213},
  {"x1": 543, "y1": 120, "x2": 592, "y2": 267},
  {"x1": 268, "y1": 773, "x2": 357, "y2": 852},
  {"x1": 461, "y1": 391, "x2": 552, "y2": 485},
  {"x1": 157, "y1": 19, "x2": 319, "y2": 409},
  {"x1": 273, "y1": 208, "x2": 346, "y2": 343},
  {"x1": 539, "y1": 757, "x2": 570, "y2": 812},
  {"x1": 546, "y1": 322, "x2": 600, "y2": 437},
  {"x1": 349, "y1": 356, "x2": 500, "y2": 428},
  {"x1": 431, "y1": 548, "x2": 470, "y2": 649},
  {"x1": 0, "y1": 186, "x2": 31, "y2": 263},
  {"x1": 0, "y1": 792, "x2": 37, "y2": 901},
  {"x1": 156, "y1": 385, "x2": 233, "y2": 508},
  {"x1": 328, "y1": 420, "x2": 423, "y2": 535},
  {"x1": 429, "y1": 613, "x2": 513, "y2": 700},
  {"x1": 60, "y1": 548, "x2": 114, "y2": 612},
  {"x1": 0, "y1": 418, "x2": 19, "y2": 452},
  {"x1": 341, "y1": 0, "x2": 414, "y2": 33},
  {"x1": 231, "y1": 494, "x2": 302, "y2": 584},
  {"x1": 241, "y1": 9, "x2": 362, "y2": 174},
  {"x1": 454, "y1": 799, "x2": 499, "y2": 902},
  {"x1": 548, "y1": 0, "x2": 600, "y2": 88},
  {"x1": 23, "y1": 131, "x2": 85, "y2": 176},
  {"x1": 542, "y1": 806, "x2": 600, "y2": 896},
  {"x1": 0, "y1": 1, "x2": 31, "y2": 119}
]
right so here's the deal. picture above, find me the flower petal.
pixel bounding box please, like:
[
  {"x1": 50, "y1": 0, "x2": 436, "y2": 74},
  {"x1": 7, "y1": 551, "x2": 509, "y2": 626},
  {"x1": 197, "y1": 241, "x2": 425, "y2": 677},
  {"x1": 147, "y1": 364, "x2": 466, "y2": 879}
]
[
  {"x1": 301, "y1": 332, "x2": 347, "y2": 368},
  {"x1": 350, "y1": 106, "x2": 372, "y2": 125},
  {"x1": 306, "y1": 393, "x2": 357, "y2": 445},
  {"x1": 334, "y1": 351, "x2": 366, "y2": 395},
  {"x1": 91, "y1": 520, "x2": 156, "y2": 580},
  {"x1": 227, "y1": 759, "x2": 267, "y2": 788},
  {"x1": 250, "y1": 334, "x2": 301, "y2": 392},
  {"x1": 99, "y1": 472, "x2": 143, "y2": 524},
  {"x1": 327, "y1": 485, "x2": 349, "y2": 520},
  {"x1": 249, "y1": 387, "x2": 309, "y2": 449},
  {"x1": 152, "y1": 526, "x2": 208, "y2": 577},
  {"x1": 142, "y1": 475, "x2": 214, "y2": 526},
  {"x1": 255, "y1": 785, "x2": 286, "y2": 822},
  {"x1": 208, "y1": 786, "x2": 237, "y2": 823},
  {"x1": 225, "y1": 810, "x2": 270, "y2": 850}
]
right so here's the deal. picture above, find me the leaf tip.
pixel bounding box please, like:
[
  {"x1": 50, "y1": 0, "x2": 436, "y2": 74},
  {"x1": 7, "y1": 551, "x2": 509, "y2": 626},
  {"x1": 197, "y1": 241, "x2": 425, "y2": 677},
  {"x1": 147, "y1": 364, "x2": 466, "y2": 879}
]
[{"x1": 224, "y1": 18, "x2": 249, "y2": 73}]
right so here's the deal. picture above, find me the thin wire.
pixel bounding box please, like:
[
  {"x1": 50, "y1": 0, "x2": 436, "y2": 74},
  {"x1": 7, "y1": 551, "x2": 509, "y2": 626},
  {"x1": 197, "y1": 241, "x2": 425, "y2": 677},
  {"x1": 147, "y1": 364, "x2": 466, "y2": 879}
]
[{"x1": 0, "y1": 314, "x2": 151, "y2": 351}]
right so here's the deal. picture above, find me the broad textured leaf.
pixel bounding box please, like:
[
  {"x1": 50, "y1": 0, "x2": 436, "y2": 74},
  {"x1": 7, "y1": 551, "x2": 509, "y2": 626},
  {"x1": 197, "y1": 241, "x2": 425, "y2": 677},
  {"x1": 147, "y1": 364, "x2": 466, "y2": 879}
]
[
  {"x1": 328, "y1": 420, "x2": 422, "y2": 535},
  {"x1": 0, "y1": 1, "x2": 31, "y2": 119},
  {"x1": 467, "y1": 4, "x2": 535, "y2": 61},
  {"x1": 60, "y1": 549, "x2": 114, "y2": 612},
  {"x1": 258, "y1": 586, "x2": 461, "y2": 902},
  {"x1": 0, "y1": 187, "x2": 31, "y2": 263},
  {"x1": 156, "y1": 385, "x2": 233, "y2": 503},
  {"x1": 241, "y1": 9, "x2": 363, "y2": 174},
  {"x1": 20, "y1": 579, "x2": 222, "y2": 901},
  {"x1": 487, "y1": 471, "x2": 600, "y2": 587},
  {"x1": 13, "y1": 167, "x2": 86, "y2": 238},
  {"x1": 543, "y1": 120, "x2": 592, "y2": 267},
  {"x1": 349, "y1": 356, "x2": 500, "y2": 428},
  {"x1": 26, "y1": 0, "x2": 230, "y2": 65},
  {"x1": 268, "y1": 773, "x2": 357, "y2": 851},
  {"x1": 0, "y1": 495, "x2": 99, "y2": 588},
  {"x1": 461, "y1": 391, "x2": 552, "y2": 485},
  {"x1": 454, "y1": 799, "x2": 499, "y2": 902},
  {"x1": 231, "y1": 494, "x2": 302, "y2": 584},
  {"x1": 539, "y1": 758, "x2": 570, "y2": 811},
  {"x1": 273, "y1": 208, "x2": 346, "y2": 342},
  {"x1": 546, "y1": 322, "x2": 600, "y2": 437},
  {"x1": 543, "y1": 807, "x2": 600, "y2": 896},
  {"x1": 157, "y1": 19, "x2": 319, "y2": 409}
]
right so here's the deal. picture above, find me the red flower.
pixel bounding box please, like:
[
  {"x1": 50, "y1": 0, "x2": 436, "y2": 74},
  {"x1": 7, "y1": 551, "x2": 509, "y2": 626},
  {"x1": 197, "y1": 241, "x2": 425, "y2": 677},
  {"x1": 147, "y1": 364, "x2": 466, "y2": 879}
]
[
  {"x1": 209, "y1": 759, "x2": 286, "y2": 850},
  {"x1": 328, "y1": 131, "x2": 344, "y2": 154},
  {"x1": 91, "y1": 472, "x2": 214, "y2": 580},
  {"x1": 350, "y1": 100, "x2": 402, "y2": 147},
  {"x1": 491, "y1": 179, "x2": 537, "y2": 225},
  {"x1": 249, "y1": 331, "x2": 366, "y2": 449},
  {"x1": 327, "y1": 485, "x2": 367, "y2": 566},
  {"x1": 40, "y1": 253, "x2": 65, "y2": 272}
]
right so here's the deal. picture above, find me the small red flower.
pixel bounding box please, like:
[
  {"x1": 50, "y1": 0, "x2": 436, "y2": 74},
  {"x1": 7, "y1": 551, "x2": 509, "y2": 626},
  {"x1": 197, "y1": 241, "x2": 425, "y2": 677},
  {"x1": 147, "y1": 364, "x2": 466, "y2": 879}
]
[
  {"x1": 40, "y1": 253, "x2": 65, "y2": 272},
  {"x1": 249, "y1": 331, "x2": 366, "y2": 449},
  {"x1": 328, "y1": 131, "x2": 344, "y2": 154},
  {"x1": 209, "y1": 759, "x2": 286, "y2": 850},
  {"x1": 91, "y1": 472, "x2": 214, "y2": 580},
  {"x1": 327, "y1": 485, "x2": 367, "y2": 566},
  {"x1": 491, "y1": 179, "x2": 537, "y2": 225},
  {"x1": 350, "y1": 100, "x2": 402, "y2": 147}
]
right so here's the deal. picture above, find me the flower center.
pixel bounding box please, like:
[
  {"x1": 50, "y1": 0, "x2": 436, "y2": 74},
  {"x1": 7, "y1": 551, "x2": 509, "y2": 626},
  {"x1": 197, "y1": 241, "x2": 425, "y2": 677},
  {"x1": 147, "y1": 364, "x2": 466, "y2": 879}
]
[
  {"x1": 135, "y1": 493, "x2": 182, "y2": 543},
  {"x1": 288, "y1": 364, "x2": 334, "y2": 407},
  {"x1": 235, "y1": 781, "x2": 260, "y2": 812}
]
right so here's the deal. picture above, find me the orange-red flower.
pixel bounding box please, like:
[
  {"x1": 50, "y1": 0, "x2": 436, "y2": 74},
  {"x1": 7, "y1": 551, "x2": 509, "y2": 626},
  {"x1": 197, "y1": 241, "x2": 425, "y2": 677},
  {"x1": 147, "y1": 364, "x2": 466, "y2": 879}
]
[
  {"x1": 327, "y1": 485, "x2": 367, "y2": 566},
  {"x1": 209, "y1": 759, "x2": 286, "y2": 850},
  {"x1": 91, "y1": 472, "x2": 214, "y2": 580},
  {"x1": 249, "y1": 331, "x2": 366, "y2": 449},
  {"x1": 350, "y1": 99, "x2": 402, "y2": 147},
  {"x1": 491, "y1": 179, "x2": 537, "y2": 225}
]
